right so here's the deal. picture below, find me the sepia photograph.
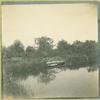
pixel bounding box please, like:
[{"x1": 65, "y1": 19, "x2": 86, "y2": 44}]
[{"x1": 2, "y1": 3, "x2": 99, "y2": 98}]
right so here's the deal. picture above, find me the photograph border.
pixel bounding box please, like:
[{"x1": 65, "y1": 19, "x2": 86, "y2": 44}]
[{"x1": 1, "y1": 0, "x2": 100, "y2": 99}]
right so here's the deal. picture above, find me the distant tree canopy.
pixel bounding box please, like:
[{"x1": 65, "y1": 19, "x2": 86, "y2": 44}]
[
  {"x1": 2, "y1": 36, "x2": 97, "y2": 66},
  {"x1": 57, "y1": 40, "x2": 71, "y2": 57},
  {"x1": 25, "y1": 46, "x2": 35, "y2": 58},
  {"x1": 57, "y1": 40, "x2": 70, "y2": 51},
  {"x1": 35, "y1": 37, "x2": 53, "y2": 50},
  {"x1": 3, "y1": 40, "x2": 25, "y2": 58},
  {"x1": 35, "y1": 37, "x2": 54, "y2": 57}
]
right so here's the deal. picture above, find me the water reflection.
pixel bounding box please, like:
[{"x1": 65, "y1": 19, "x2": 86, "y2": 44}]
[
  {"x1": 38, "y1": 71, "x2": 56, "y2": 84},
  {"x1": 3, "y1": 60, "x2": 98, "y2": 98}
]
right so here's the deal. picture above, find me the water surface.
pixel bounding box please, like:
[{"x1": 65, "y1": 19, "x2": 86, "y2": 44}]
[{"x1": 16, "y1": 67, "x2": 98, "y2": 98}]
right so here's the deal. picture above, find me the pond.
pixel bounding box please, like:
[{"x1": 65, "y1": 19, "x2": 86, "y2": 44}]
[{"x1": 4, "y1": 66, "x2": 98, "y2": 98}]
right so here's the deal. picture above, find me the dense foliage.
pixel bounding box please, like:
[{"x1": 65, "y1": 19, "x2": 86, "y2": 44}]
[{"x1": 3, "y1": 36, "x2": 98, "y2": 66}]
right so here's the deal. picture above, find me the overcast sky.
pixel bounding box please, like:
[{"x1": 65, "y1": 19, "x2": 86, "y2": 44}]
[{"x1": 2, "y1": 4, "x2": 98, "y2": 47}]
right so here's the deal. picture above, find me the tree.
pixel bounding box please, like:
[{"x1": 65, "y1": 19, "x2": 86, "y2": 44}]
[
  {"x1": 82, "y1": 40, "x2": 97, "y2": 65},
  {"x1": 35, "y1": 36, "x2": 53, "y2": 57},
  {"x1": 57, "y1": 40, "x2": 71, "y2": 57},
  {"x1": 83, "y1": 40, "x2": 97, "y2": 56},
  {"x1": 72, "y1": 40, "x2": 83, "y2": 54},
  {"x1": 6, "y1": 40, "x2": 25, "y2": 58},
  {"x1": 25, "y1": 46, "x2": 35, "y2": 58}
]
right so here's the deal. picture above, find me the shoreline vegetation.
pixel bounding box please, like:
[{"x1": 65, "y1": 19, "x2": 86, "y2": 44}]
[
  {"x1": 2, "y1": 36, "x2": 98, "y2": 97},
  {"x1": 3, "y1": 36, "x2": 98, "y2": 68}
]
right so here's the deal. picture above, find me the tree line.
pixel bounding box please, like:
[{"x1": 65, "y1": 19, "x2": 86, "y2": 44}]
[{"x1": 2, "y1": 36, "x2": 98, "y2": 66}]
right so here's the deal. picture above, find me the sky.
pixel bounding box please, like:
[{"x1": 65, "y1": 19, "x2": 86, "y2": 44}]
[{"x1": 2, "y1": 4, "x2": 98, "y2": 47}]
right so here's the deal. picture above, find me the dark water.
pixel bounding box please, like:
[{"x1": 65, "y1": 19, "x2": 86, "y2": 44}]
[{"x1": 3, "y1": 64, "x2": 99, "y2": 98}]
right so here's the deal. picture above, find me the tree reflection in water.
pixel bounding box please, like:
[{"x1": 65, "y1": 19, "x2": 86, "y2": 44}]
[{"x1": 3, "y1": 59, "x2": 98, "y2": 98}]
